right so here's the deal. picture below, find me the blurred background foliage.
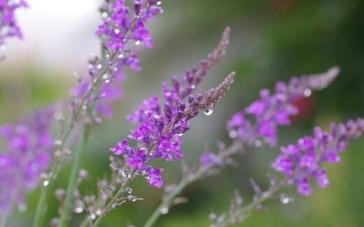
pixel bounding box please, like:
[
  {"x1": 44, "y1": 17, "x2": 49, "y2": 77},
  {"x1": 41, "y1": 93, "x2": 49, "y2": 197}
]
[{"x1": 1, "y1": 0, "x2": 364, "y2": 226}]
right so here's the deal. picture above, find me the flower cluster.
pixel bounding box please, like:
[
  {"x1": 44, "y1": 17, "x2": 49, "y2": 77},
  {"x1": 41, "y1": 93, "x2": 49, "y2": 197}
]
[
  {"x1": 111, "y1": 28, "x2": 232, "y2": 188},
  {"x1": 72, "y1": 0, "x2": 163, "y2": 118},
  {"x1": 0, "y1": 0, "x2": 27, "y2": 47},
  {"x1": 0, "y1": 107, "x2": 54, "y2": 213},
  {"x1": 227, "y1": 67, "x2": 339, "y2": 147},
  {"x1": 111, "y1": 72, "x2": 235, "y2": 188},
  {"x1": 272, "y1": 118, "x2": 364, "y2": 196}
]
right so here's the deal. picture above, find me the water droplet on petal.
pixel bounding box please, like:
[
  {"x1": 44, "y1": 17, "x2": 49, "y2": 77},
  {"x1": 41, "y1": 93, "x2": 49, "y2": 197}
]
[
  {"x1": 303, "y1": 89, "x2": 312, "y2": 97},
  {"x1": 157, "y1": 1, "x2": 162, "y2": 5},
  {"x1": 97, "y1": 64, "x2": 102, "y2": 70},
  {"x1": 160, "y1": 207, "x2": 169, "y2": 215},
  {"x1": 101, "y1": 12, "x2": 108, "y2": 19},
  {"x1": 204, "y1": 108, "x2": 214, "y2": 116},
  {"x1": 135, "y1": 41, "x2": 141, "y2": 46},
  {"x1": 114, "y1": 28, "x2": 120, "y2": 34}
]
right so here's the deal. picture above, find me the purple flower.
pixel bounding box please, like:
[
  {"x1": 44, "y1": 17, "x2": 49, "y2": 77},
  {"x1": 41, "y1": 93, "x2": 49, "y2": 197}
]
[
  {"x1": 71, "y1": 0, "x2": 162, "y2": 119},
  {"x1": 227, "y1": 67, "x2": 340, "y2": 147},
  {"x1": 0, "y1": 0, "x2": 27, "y2": 46},
  {"x1": 0, "y1": 107, "x2": 54, "y2": 213},
  {"x1": 199, "y1": 151, "x2": 223, "y2": 167},
  {"x1": 272, "y1": 118, "x2": 364, "y2": 196},
  {"x1": 110, "y1": 28, "x2": 232, "y2": 188},
  {"x1": 111, "y1": 72, "x2": 235, "y2": 188}
]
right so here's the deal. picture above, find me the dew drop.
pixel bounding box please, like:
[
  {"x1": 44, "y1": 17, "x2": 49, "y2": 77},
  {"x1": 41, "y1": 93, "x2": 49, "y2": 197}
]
[
  {"x1": 190, "y1": 84, "x2": 196, "y2": 90},
  {"x1": 43, "y1": 180, "x2": 50, "y2": 187},
  {"x1": 229, "y1": 130, "x2": 237, "y2": 138},
  {"x1": 160, "y1": 207, "x2": 169, "y2": 215},
  {"x1": 89, "y1": 213, "x2": 96, "y2": 220},
  {"x1": 18, "y1": 204, "x2": 26, "y2": 212},
  {"x1": 157, "y1": 1, "x2": 162, "y2": 5},
  {"x1": 204, "y1": 108, "x2": 214, "y2": 116},
  {"x1": 97, "y1": 64, "x2": 102, "y2": 70},
  {"x1": 95, "y1": 209, "x2": 103, "y2": 216},
  {"x1": 54, "y1": 140, "x2": 62, "y2": 146},
  {"x1": 101, "y1": 12, "x2": 108, "y2": 19},
  {"x1": 303, "y1": 89, "x2": 312, "y2": 97},
  {"x1": 135, "y1": 41, "x2": 141, "y2": 46},
  {"x1": 74, "y1": 207, "x2": 84, "y2": 214},
  {"x1": 102, "y1": 74, "x2": 109, "y2": 80},
  {"x1": 118, "y1": 54, "x2": 124, "y2": 59},
  {"x1": 279, "y1": 193, "x2": 293, "y2": 204},
  {"x1": 114, "y1": 28, "x2": 120, "y2": 34},
  {"x1": 254, "y1": 140, "x2": 262, "y2": 147}
]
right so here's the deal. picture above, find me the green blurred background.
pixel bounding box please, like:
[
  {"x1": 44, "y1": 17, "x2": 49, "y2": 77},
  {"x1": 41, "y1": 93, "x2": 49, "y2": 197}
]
[{"x1": 1, "y1": 0, "x2": 364, "y2": 226}]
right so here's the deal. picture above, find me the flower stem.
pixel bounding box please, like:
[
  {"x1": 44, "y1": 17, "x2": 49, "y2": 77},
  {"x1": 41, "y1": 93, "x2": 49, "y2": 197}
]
[
  {"x1": 58, "y1": 125, "x2": 91, "y2": 227},
  {"x1": 143, "y1": 141, "x2": 243, "y2": 227},
  {"x1": 92, "y1": 171, "x2": 137, "y2": 227}
]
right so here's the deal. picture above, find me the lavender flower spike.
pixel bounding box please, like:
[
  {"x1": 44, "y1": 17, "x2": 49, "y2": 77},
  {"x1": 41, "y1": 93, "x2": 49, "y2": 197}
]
[
  {"x1": 227, "y1": 66, "x2": 340, "y2": 147},
  {"x1": 273, "y1": 118, "x2": 364, "y2": 196},
  {"x1": 72, "y1": 0, "x2": 163, "y2": 118},
  {"x1": 0, "y1": 107, "x2": 54, "y2": 215},
  {"x1": 128, "y1": 27, "x2": 231, "y2": 124},
  {"x1": 111, "y1": 72, "x2": 235, "y2": 188},
  {"x1": 0, "y1": 0, "x2": 27, "y2": 47}
]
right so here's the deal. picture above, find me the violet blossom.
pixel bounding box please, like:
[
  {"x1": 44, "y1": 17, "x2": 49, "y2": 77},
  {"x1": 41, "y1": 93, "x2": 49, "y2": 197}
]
[
  {"x1": 71, "y1": 0, "x2": 163, "y2": 119},
  {"x1": 111, "y1": 72, "x2": 235, "y2": 188},
  {"x1": 110, "y1": 28, "x2": 232, "y2": 188},
  {"x1": 272, "y1": 118, "x2": 364, "y2": 196},
  {"x1": 0, "y1": 0, "x2": 27, "y2": 47},
  {"x1": 0, "y1": 107, "x2": 54, "y2": 213},
  {"x1": 227, "y1": 67, "x2": 340, "y2": 147}
]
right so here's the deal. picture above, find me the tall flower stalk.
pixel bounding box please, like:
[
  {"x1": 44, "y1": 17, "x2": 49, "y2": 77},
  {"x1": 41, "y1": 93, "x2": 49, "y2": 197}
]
[
  {"x1": 33, "y1": 0, "x2": 163, "y2": 226},
  {"x1": 71, "y1": 27, "x2": 233, "y2": 226},
  {"x1": 91, "y1": 72, "x2": 236, "y2": 226},
  {"x1": 143, "y1": 67, "x2": 340, "y2": 227}
]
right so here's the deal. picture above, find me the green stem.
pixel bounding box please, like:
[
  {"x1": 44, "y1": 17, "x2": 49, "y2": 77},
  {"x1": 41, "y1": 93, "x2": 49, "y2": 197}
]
[
  {"x1": 143, "y1": 141, "x2": 243, "y2": 227},
  {"x1": 144, "y1": 175, "x2": 198, "y2": 227},
  {"x1": 58, "y1": 125, "x2": 91, "y2": 227},
  {"x1": 33, "y1": 186, "x2": 48, "y2": 227},
  {"x1": 92, "y1": 171, "x2": 137, "y2": 227}
]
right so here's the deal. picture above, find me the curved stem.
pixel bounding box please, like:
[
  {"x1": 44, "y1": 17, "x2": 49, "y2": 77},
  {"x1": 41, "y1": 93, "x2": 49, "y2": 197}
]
[
  {"x1": 218, "y1": 180, "x2": 285, "y2": 227},
  {"x1": 92, "y1": 171, "x2": 137, "y2": 227},
  {"x1": 143, "y1": 141, "x2": 243, "y2": 227},
  {"x1": 58, "y1": 125, "x2": 91, "y2": 227}
]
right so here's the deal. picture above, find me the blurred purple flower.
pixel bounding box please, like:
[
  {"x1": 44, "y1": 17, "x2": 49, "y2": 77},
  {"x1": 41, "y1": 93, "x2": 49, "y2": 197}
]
[
  {"x1": 0, "y1": 0, "x2": 27, "y2": 46},
  {"x1": 272, "y1": 118, "x2": 364, "y2": 196},
  {"x1": 0, "y1": 107, "x2": 54, "y2": 213},
  {"x1": 227, "y1": 67, "x2": 340, "y2": 147}
]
